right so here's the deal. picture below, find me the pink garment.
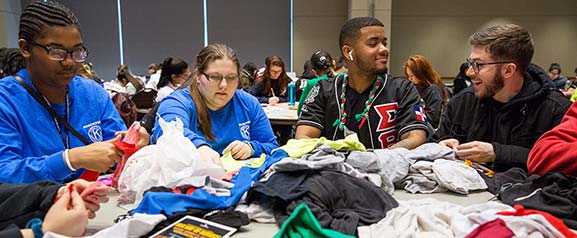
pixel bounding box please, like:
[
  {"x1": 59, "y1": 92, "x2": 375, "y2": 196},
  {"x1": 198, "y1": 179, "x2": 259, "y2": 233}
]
[
  {"x1": 465, "y1": 218, "x2": 514, "y2": 238},
  {"x1": 112, "y1": 123, "x2": 141, "y2": 188}
]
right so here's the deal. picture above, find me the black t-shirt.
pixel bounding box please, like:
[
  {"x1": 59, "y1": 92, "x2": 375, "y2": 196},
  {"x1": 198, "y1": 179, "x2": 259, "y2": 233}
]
[{"x1": 298, "y1": 74, "x2": 430, "y2": 149}]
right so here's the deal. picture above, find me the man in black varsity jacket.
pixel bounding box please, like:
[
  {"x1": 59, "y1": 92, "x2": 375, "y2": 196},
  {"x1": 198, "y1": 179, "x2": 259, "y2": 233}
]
[{"x1": 295, "y1": 17, "x2": 429, "y2": 149}]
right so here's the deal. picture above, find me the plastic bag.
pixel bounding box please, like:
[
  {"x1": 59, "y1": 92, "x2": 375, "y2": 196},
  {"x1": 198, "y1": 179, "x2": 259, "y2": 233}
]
[{"x1": 117, "y1": 117, "x2": 225, "y2": 205}]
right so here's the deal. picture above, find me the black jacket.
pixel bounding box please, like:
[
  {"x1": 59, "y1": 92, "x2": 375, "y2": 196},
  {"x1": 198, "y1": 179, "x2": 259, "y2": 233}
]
[
  {"x1": 418, "y1": 84, "x2": 445, "y2": 129},
  {"x1": 435, "y1": 64, "x2": 571, "y2": 171},
  {"x1": 0, "y1": 181, "x2": 60, "y2": 234}
]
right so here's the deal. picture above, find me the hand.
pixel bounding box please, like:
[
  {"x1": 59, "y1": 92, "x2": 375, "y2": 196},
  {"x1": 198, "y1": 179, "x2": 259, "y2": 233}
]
[
  {"x1": 57, "y1": 180, "x2": 110, "y2": 219},
  {"x1": 455, "y1": 141, "x2": 496, "y2": 163},
  {"x1": 43, "y1": 185, "x2": 89, "y2": 237},
  {"x1": 223, "y1": 141, "x2": 253, "y2": 160},
  {"x1": 268, "y1": 96, "x2": 280, "y2": 105},
  {"x1": 114, "y1": 126, "x2": 150, "y2": 149},
  {"x1": 69, "y1": 135, "x2": 124, "y2": 172},
  {"x1": 197, "y1": 145, "x2": 222, "y2": 167},
  {"x1": 439, "y1": 138, "x2": 460, "y2": 149}
]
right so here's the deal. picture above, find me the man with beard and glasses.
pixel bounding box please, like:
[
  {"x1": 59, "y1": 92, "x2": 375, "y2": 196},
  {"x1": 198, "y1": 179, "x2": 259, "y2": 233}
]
[
  {"x1": 296, "y1": 17, "x2": 429, "y2": 149},
  {"x1": 434, "y1": 24, "x2": 570, "y2": 172}
]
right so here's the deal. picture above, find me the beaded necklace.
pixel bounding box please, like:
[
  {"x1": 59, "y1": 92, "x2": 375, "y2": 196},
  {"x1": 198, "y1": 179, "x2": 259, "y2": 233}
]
[{"x1": 332, "y1": 75, "x2": 384, "y2": 131}]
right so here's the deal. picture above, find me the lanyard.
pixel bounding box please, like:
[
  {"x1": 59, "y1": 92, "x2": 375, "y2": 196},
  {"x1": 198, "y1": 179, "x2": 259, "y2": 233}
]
[{"x1": 43, "y1": 93, "x2": 70, "y2": 149}]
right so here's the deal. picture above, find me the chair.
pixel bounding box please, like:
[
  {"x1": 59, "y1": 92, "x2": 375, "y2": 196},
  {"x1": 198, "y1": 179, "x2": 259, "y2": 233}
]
[{"x1": 131, "y1": 88, "x2": 157, "y2": 120}]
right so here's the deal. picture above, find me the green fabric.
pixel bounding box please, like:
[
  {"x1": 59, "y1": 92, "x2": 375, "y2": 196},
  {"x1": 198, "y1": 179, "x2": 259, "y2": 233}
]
[
  {"x1": 297, "y1": 74, "x2": 329, "y2": 116},
  {"x1": 281, "y1": 134, "x2": 366, "y2": 158},
  {"x1": 273, "y1": 203, "x2": 355, "y2": 238},
  {"x1": 571, "y1": 88, "x2": 577, "y2": 102}
]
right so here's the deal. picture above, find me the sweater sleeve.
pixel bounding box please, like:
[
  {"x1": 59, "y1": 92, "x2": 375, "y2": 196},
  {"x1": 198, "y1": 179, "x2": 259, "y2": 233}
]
[
  {"x1": 0, "y1": 115, "x2": 72, "y2": 183},
  {"x1": 249, "y1": 83, "x2": 269, "y2": 103},
  {"x1": 153, "y1": 92, "x2": 209, "y2": 148},
  {"x1": 246, "y1": 97, "x2": 280, "y2": 156},
  {"x1": 492, "y1": 143, "x2": 530, "y2": 171},
  {"x1": 423, "y1": 85, "x2": 444, "y2": 129},
  {"x1": 0, "y1": 181, "x2": 60, "y2": 229},
  {"x1": 528, "y1": 102, "x2": 577, "y2": 176},
  {"x1": 0, "y1": 224, "x2": 23, "y2": 238}
]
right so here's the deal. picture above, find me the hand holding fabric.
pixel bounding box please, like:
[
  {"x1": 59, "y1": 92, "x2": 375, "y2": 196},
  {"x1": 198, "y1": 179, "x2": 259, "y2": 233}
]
[
  {"x1": 56, "y1": 180, "x2": 110, "y2": 219},
  {"x1": 438, "y1": 138, "x2": 460, "y2": 149},
  {"x1": 455, "y1": 141, "x2": 496, "y2": 163},
  {"x1": 198, "y1": 145, "x2": 223, "y2": 167},
  {"x1": 69, "y1": 135, "x2": 124, "y2": 172},
  {"x1": 44, "y1": 185, "x2": 88, "y2": 237},
  {"x1": 223, "y1": 140, "x2": 253, "y2": 160}
]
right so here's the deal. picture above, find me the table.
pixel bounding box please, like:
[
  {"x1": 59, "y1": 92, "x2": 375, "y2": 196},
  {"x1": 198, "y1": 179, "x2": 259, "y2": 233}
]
[
  {"x1": 88, "y1": 190, "x2": 495, "y2": 237},
  {"x1": 262, "y1": 103, "x2": 298, "y2": 126}
]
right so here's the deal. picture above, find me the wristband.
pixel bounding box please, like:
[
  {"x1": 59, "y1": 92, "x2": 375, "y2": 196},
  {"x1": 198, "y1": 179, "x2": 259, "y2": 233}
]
[
  {"x1": 63, "y1": 149, "x2": 76, "y2": 172},
  {"x1": 25, "y1": 218, "x2": 44, "y2": 238}
]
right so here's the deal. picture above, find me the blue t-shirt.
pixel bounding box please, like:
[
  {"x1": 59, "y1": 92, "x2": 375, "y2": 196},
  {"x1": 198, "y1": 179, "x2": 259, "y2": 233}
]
[
  {"x1": 0, "y1": 69, "x2": 126, "y2": 183},
  {"x1": 154, "y1": 88, "x2": 279, "y2": 156}
]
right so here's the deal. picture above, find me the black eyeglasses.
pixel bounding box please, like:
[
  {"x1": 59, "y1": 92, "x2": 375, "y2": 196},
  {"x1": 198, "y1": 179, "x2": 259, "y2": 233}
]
[
  {"x1": 466, "y1": 58, "x2": 513, "y2": 75},
  {"x1": 28, "y1": 41, "x2": 88, "y2": 63},
  {"x1": 201, "y1": 72, "x2": 239, "y2": 85}
]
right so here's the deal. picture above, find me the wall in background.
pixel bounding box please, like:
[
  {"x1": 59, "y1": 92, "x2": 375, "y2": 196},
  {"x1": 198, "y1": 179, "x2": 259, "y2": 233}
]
[
  {"x1": 0, "y1": 0, "x2": 21, "y2": 48},
  {"x1": 390, "y1": 0, "x2": 577, "y2": 77},
  {"x1": 293, "y1": 0, "x2": 347, "y2": 76}
]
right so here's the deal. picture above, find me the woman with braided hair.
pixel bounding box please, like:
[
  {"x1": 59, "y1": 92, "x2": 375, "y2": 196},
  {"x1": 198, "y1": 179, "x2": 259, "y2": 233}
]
[{"x1": 0, "y1": 0, "x2": 149, "y2": 184}]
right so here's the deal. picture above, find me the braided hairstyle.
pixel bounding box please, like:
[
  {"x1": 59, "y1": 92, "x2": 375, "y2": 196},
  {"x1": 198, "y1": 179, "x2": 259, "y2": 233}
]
[
  {"x1": 310, "y1": 50, "x2": 334, "y2": 78},
  {"x1": 19, "y1": 1, "x2": 80, "y2": 42}
]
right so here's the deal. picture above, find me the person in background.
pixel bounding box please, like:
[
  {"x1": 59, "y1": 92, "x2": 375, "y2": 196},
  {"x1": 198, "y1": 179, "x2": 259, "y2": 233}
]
[
  {"x1": 239, "y1": 62, "x2": 257, "y2": 92},
  {"x1": 77, "y1": 62, "x2": 103, "y2": 86},
  {"x1": 548, "y1": 63, "x2": 568, "y2": 90},
  {"x1": 435, "y1": 24, "x2": 570, "y2": 172},
  {"x1": 249, "y1": 56, "x2": 289, "y2": 105},
  {"x1": 114, "y1": 64, "x2": 145, "y2": 95},
  {"x1": 297, "y1": 50, "x2": 335, "y2": 116},
  {"x1": 403, "y1": 55, "x2": 449, "y2": 129},
  {"x1": 571, "y1": 67, "x2": 577, "y2": 102},
  {"x1": 0, "y1": 0, "x2": 148, "y2": 183},
  {"x1": 0, "y1": 179, "x2": 108, "y2": 238},
  {"x1": 296, "y1": 17, "x2": 428, "y2": 150},
  {"x1": 155, "y1": 57, "x2": 190, "y2": 103},
  {"x1": 453, "y1": 62, "x2": 471, "y2": 95},
  {"x1": 0, "y1": 48, "x2": 26, "y2": 78},
  {"x1": 154, "y1": 44, "x2": 279, "y2": 164},
  {"x1": 145, "y1": 63, "x2": 162, "y2": 90},
  {"x1": 332, "y1": 56, "x2": 348, "y2": 74}
]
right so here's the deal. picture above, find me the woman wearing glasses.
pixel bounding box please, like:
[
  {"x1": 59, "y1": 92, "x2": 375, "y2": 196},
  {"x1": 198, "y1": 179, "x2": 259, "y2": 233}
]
[
  {"x1": 249, "y1": 56, "x2": 289, "y2": 105},
  {"x1": 155, "y1": 57, "x2": 190, "y2": 103},
  {"x1": 0, "y1": 1, "x2": 149, "y2": 183},
  {"x1": 154, "y1": 44, "x2": 279, "y2": 164}
]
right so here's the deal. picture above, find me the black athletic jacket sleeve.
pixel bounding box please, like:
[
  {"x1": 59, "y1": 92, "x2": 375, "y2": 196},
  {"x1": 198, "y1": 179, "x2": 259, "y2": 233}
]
[{"x1": 0, "y1": 181, "x2": 60, "y2": 230}]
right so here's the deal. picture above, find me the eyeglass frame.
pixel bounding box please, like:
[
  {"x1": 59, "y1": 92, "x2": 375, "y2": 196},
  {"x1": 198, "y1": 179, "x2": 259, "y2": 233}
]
[
  {"x1": 28, "y1": 41, "x2": 89, "y2": 63},
  {"x1": 466, "y1": 58, "x2": 514, "y2": 75},
  {"x1": 200, "y1": 71, "x2": 240, "y2": 85}
]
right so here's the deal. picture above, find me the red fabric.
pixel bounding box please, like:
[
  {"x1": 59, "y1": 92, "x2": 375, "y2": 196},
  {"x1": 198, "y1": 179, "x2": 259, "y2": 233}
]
[
  {"x1": 80, "y1": 170, "x2": 99, "y2": 182},
  {"x1": 112, "y1": 123, "x2": 141, "y2": 188},
  {"x1": 497, "y1": 204, "x2": 577, "y2": 238},
  {"x1": 465, "y1": 218, "x2": 514, "y2": 238},
  {"x1": 528, "y1": 102, "x2": 577, "y2": 176}
]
